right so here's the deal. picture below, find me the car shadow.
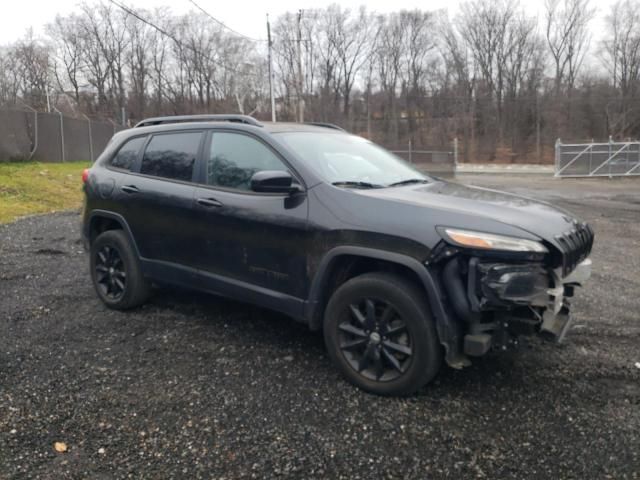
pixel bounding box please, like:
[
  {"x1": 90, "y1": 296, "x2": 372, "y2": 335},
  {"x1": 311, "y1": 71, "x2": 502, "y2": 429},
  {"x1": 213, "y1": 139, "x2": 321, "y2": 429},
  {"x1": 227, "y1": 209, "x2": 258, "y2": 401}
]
[
  {"x1": 146, "y1": 284, "x2": 327, "y2": 351},
  {"x1": 142, "y1": 285, "x2": 561, "y2": 398}
]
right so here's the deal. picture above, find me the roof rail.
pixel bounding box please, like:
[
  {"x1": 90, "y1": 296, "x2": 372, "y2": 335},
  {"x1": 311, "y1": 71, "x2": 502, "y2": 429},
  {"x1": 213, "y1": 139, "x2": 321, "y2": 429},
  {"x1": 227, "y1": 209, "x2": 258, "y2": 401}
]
[
  {"x1": 304, "y1": 122, "x2": 346, "y2": 132},
  {"x1": 134, "y1": 114, "x2": 263, "y2": 128}
]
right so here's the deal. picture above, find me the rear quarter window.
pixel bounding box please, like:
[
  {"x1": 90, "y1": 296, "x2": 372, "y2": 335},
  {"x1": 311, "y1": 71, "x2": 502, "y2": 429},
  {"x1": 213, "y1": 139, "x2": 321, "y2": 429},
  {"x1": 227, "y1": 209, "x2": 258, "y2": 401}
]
[{"x1": 110, "y1": 136, "x2": 146, "y2": 170}]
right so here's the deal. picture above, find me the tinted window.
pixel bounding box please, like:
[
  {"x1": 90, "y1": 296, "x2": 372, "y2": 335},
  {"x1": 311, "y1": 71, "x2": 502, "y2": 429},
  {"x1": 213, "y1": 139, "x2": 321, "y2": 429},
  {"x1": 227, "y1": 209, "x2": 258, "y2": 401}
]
[
  {"x1": 140, "y1": 132, "x2": 201, "y2": 181},
  {"x1": 207, "y1": 132, "x2": 288, "y2": 190},
  {"x1": 111, "y1": 136, "x2": 145, "y2": 170}
]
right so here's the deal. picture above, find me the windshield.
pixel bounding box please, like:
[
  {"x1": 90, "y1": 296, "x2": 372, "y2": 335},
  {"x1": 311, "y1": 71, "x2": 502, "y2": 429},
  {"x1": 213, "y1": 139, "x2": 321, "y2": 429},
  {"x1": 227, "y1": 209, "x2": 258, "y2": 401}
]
[{"x1": 275, "y1": 132, "x2": 431, "y2": 188}]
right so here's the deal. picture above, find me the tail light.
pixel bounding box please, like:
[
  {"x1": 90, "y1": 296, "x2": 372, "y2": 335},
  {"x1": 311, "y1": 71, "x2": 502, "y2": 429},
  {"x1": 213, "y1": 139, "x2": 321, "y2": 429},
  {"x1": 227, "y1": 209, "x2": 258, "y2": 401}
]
[{"x1": 82, "y1": 168, "x2": 90, "y2": 184}]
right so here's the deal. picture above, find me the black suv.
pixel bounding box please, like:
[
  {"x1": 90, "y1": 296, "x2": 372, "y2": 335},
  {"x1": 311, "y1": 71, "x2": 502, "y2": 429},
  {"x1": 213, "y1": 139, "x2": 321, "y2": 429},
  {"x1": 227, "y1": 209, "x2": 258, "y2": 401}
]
[{"x1": 82, "y1": 114, "x2": 594, "y2": 395}]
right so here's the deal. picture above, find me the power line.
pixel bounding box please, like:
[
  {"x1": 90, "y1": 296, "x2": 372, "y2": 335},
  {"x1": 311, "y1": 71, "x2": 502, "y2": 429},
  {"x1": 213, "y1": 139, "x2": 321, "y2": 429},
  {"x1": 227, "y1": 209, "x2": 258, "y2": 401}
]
[
  {"x1": 106, "y1": 0, "x2": 260, "y2": 77},
  {"x1": 186, "y1": 0, "x2": 265, "y2": 43},
  {"x1": 108, "y1": 0, "x2": 177, "y2": 45}
]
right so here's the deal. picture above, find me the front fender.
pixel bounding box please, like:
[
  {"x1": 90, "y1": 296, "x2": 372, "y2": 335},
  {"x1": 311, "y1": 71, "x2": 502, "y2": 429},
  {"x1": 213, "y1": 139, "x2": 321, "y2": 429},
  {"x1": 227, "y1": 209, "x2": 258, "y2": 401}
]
[{"x1": 304, "y1": 246, "x2": 468, "y2": 368}]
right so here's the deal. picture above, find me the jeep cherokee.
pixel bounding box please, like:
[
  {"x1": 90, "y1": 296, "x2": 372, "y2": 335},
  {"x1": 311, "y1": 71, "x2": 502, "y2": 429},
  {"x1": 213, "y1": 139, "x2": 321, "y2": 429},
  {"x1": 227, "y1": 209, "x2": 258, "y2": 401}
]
[{"x1": 82, "y1": 114, "x2": 594, "y2": 396}]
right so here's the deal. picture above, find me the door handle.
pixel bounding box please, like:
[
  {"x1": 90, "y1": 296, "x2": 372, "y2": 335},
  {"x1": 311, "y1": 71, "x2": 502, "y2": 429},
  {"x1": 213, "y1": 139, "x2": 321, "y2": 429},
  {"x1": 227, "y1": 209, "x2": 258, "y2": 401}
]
[
  {"x1": 121, "y1": 185, "x2": 140, "y2": 194},
  {"x1": 196, "y1": 197, "x2": 223, "y2": 208}
]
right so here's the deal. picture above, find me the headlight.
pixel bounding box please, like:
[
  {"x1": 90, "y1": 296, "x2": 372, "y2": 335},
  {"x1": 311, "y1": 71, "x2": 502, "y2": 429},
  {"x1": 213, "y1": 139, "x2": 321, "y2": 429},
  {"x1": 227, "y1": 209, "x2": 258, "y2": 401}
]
[{"x1": 440, "y1": 228, "x2": 548, "y2": 253}]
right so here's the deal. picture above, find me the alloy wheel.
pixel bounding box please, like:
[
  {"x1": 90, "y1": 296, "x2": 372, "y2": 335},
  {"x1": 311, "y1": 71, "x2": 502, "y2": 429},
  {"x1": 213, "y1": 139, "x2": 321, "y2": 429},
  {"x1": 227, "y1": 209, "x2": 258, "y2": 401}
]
[
  {"x1": 337, "y1": 298, "x2": 413, "y2": 382},
  {"x1": 95, "y1": 245, "x2": 127, "y2": 300}
]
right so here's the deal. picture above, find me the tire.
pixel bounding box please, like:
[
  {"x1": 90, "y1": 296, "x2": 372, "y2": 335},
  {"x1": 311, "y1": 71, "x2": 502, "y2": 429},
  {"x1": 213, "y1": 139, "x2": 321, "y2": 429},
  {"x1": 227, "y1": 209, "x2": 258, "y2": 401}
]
[
  {"x1": 90, "y1": 229, "x2": 150, "y2": 310},
  {"x1": 323, "y1": 272, "x2": 442, "y2": 396}
]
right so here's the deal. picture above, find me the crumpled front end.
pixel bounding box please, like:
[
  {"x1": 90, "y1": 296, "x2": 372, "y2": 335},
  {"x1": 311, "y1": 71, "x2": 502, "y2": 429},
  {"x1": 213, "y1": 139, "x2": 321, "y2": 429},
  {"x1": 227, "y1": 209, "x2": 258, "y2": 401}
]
[{"x1": 433, "y1": 222, "x2": 594, "y2": 361}]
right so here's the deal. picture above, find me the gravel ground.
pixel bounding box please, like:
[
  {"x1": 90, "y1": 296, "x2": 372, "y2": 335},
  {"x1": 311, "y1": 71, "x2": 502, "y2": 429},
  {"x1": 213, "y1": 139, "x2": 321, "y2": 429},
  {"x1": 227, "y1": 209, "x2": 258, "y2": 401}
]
[{"x1": 1, "y1": 175, "x2": 639, "y2": 479}]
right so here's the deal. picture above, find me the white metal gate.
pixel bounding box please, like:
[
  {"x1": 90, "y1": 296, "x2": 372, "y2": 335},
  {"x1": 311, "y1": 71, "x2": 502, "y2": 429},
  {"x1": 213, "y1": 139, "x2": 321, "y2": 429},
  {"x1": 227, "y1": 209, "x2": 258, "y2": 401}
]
[{"x1": 555, "y1": 139, "x2": 640, "y2": 177}]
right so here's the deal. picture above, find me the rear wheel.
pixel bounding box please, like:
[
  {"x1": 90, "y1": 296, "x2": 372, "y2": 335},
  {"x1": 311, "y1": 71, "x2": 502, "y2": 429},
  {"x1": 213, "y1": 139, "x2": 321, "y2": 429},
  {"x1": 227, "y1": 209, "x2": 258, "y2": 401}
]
[
  {"x1": 90, "y1": 230, "x2": 150, "y2": 310},
  {"x1": 323, "y1": 272, "x2": 441, "y2": 396}
]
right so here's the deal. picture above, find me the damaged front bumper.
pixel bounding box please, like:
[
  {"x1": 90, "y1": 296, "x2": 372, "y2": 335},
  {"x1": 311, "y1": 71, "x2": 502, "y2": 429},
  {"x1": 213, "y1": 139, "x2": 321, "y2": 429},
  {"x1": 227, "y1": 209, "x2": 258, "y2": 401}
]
[
  {"x1": 443, "y1": 256, "x2": 592, "y2": 358},
  {"x1": 540, "y1": 258, "x2": 591, "y2": 342}
]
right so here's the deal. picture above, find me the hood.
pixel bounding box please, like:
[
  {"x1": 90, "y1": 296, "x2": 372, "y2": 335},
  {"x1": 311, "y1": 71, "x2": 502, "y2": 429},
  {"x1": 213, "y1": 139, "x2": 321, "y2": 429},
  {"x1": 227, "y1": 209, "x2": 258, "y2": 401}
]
[{"x1": 354, "y1": 180, "x2": 581, "y2": 244}]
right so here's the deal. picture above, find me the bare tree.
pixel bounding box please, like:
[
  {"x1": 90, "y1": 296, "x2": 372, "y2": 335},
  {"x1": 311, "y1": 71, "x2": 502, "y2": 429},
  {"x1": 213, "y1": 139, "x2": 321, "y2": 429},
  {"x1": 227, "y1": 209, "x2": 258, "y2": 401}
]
[
  {"x1": 77, "y1": 4, "x2": 113, "y2": 112},
  {"x1": 126, "y1": 9, "x2": 152, "y2": 119},
  {"x1": 327, "y1": 5, "x2": 373, "y2": 122},
  {"x1": 602, "y1": 0, "x2": 640, "y2": 98},
  {"x1": 375, "y1": 12, "x2": 404, "y2": 143},
  {"x1": 177, "y1": 13, "x2": 222, "y2": 109},
  {"x1": 4, "y1": 0, "x2": 640, "y2": 162},
  {"x1": 273, "y1": 12, "x2": 303, "y2": 120},
  {"x1": 46, "y1": 15, "x2": 85, "y2": 104},
  {"x1": 457, "y1": 0, "x2": 540, "y2": 152},
  {"x1": 0, "y1": 47, "x2": 21, "y2": 105},
  {"x1": 399, "y1": 10, "x2": 437, "y2": 141},
  {"x1": 315, "y1": 9, "x2": 342, "y2": 121},
  {"x1": 545, "y1": 0, "x2": 595, "y2": 94},
  {"x1": 12, "y1": 30, "x2": 51, "y2": 109},
  {"x1": 438, "y1": 14, "x2": 476, "y2": 159},
  {"x1": 147, "y1": 8, "x2": 171, "y2": 115},
  {"x1": 601, "y1": 0, "x2": 640, "y2": 136}
]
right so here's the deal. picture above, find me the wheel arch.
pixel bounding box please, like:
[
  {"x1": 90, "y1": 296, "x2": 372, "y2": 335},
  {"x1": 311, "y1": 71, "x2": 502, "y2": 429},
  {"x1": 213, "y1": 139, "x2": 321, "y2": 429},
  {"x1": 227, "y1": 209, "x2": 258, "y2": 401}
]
[
  {"x1": 308, "y1": 247, "x2": 432, "y2": 322},
  {"x1": 87, "y1": 210, "x2": 141, "y2": 258},
  {"x1": 305, "y1": 246, "x2": 465, "y2": 368}
]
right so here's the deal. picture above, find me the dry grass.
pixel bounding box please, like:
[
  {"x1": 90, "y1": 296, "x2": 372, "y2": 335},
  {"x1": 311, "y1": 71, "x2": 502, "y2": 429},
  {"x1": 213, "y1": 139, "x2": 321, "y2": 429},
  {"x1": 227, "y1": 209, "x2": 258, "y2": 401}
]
[{"x1": 0, "y1": 161, "x2": 90, "y2": 224}]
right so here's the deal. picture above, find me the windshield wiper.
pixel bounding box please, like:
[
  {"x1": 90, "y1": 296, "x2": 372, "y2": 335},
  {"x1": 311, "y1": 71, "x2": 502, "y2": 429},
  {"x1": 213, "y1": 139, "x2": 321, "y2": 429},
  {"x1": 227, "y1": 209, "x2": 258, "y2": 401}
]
[
  {"x1": 331, "y1": 181, "x2": 383, "y2": 189},
  {"x1": 387, "y1": 178, "x2": 430, "y2": 187}
]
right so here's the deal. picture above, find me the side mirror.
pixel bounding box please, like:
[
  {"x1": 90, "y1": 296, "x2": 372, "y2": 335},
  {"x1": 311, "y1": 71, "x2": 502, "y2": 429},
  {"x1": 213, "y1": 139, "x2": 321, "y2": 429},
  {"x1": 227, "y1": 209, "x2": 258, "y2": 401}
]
[{"x1": 250, "y1": 170, "x2": 300, "y2": 194}]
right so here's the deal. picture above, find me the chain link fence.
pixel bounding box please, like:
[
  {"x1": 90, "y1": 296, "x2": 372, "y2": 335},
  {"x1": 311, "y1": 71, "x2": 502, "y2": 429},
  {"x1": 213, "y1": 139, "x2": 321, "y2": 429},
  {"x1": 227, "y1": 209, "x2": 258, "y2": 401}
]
[
  {"x1": 0, "y1": 108, "x2": 125, "y2": 162},
  {"x1": 387, "y1": 138, "x2": 458, "y2": 176},
  {"x1": 1, "y1": 108, "x2": 460, "y2": 173}
]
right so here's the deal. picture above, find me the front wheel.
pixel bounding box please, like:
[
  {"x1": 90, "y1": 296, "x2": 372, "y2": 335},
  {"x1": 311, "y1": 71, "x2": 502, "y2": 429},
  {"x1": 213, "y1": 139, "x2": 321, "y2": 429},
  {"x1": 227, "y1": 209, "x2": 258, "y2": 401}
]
[
  {"x1": 90, "y1": 230, "x2": 150, "y2": 310},
  {"x1": 323, "y1": 272, "x2": 442, "y2": 396}
]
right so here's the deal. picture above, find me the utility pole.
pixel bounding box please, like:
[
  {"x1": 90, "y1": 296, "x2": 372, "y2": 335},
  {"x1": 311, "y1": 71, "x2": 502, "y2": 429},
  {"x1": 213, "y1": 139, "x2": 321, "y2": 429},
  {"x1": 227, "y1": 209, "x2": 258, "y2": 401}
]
[
  {"x1": 297, "y1": 9, "x2": 304, "y2": 123},
  {"x1": 266, "y1": 14, "x2": 276, "y2": 122},
  {"x1": 535, "y1": 88, "x2": 541, "y2": 162},
  {"x1": 366, "y1": 62, "x2": 373, "y2": 139}
]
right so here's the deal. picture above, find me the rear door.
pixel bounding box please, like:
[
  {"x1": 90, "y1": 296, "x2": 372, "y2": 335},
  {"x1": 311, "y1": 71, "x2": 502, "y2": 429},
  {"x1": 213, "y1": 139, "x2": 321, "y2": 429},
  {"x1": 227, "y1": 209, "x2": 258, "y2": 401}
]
[
  {"x1": 97, "y1": 134, "x2": 148, "y2": 218},
  {"x1": 192, "y1": 130, "x2": 309, "y2": 299},
  {"x1": 124, "y1": 130, "x2": 204, "y2": 268}
]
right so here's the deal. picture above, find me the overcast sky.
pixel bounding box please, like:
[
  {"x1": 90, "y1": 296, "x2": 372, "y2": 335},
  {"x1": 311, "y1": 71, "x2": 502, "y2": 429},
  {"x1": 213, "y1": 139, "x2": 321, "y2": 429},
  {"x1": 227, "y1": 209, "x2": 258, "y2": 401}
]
[{"x1": 0, "y1": 0, "x2": 613, "y2": 47}]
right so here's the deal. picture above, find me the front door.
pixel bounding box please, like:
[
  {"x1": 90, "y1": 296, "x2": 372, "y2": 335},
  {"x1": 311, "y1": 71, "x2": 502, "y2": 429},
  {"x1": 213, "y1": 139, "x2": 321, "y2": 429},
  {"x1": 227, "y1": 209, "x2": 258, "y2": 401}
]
[{"x1": 192, "y1": 130, "x2": 309, "y2": 299}]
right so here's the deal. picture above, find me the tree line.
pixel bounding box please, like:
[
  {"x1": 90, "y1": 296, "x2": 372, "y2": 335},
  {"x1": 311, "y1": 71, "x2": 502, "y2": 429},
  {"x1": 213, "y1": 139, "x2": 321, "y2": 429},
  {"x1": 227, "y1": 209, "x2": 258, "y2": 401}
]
[{"x1": 1, "y1": 0, "x2": 639, "y2": 162}]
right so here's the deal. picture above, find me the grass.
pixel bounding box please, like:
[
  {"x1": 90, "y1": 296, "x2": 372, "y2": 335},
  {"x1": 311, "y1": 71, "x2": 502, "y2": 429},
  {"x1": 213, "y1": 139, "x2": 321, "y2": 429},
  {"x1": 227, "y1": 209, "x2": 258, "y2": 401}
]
[{"x1": 0, "y1": 161, "x2": 90, "y2": 224}]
